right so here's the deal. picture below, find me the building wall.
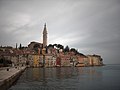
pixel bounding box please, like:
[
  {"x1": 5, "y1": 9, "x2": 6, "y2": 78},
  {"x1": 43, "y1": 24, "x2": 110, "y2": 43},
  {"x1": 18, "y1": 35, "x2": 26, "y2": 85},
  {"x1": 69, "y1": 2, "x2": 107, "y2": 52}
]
[
  {"x1": 27, "y1": 54, "x2": 33, "y2": 67},
  {"x1": 11, "y1": 56, "x2": 18, "y2": 66},
  {"x1": 45, "y1": 55, "x2": 56, "y2": 67},
  {"x1": 33, "y1": 54, "x2": 40, "y2": 67},
  {"x1": 87, "y1": 55, "x2": 103, "y2": 66}
]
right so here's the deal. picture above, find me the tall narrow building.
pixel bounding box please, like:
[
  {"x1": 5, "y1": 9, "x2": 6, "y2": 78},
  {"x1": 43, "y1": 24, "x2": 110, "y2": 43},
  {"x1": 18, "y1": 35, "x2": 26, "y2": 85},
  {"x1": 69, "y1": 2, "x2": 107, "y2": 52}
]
[{"x1": 43, "y1": 23, "x2": 47, "y2": 48}]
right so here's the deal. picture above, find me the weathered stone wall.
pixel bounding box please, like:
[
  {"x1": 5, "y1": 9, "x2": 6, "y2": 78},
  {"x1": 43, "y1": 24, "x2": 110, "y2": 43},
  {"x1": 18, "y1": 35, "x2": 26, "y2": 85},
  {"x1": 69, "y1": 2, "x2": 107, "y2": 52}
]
[{"x1": 0, "y1": 67, "x2": 26, "y2": 90}]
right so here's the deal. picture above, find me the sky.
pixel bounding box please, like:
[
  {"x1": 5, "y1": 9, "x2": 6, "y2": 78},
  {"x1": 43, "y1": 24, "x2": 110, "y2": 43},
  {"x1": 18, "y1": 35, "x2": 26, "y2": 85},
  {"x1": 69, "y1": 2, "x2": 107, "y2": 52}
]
[{"x1": 0, "y1": 0, "x2": 120, "y2": 64}]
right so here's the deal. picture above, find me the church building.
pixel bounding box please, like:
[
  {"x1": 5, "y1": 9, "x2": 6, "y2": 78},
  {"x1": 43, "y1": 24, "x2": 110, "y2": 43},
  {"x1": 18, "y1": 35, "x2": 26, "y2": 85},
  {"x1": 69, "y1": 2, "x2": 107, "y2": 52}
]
[{"x1": 28, "y1": 23, "x2": 48, "y2": 51}]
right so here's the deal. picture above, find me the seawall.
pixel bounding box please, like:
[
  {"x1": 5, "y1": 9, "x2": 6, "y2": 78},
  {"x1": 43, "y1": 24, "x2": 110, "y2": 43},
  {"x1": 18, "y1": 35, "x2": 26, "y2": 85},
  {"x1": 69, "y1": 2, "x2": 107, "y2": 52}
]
[{"x1": 0, "y1": 67, "x2": 26, "y2": 90}]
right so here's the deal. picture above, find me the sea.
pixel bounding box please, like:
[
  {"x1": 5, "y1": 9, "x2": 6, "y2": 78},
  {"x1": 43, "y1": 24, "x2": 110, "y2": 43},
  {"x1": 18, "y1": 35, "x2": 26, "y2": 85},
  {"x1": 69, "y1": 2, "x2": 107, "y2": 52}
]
[{"x1": 9, "y1": 64, "x2": 120, "y2": 90}]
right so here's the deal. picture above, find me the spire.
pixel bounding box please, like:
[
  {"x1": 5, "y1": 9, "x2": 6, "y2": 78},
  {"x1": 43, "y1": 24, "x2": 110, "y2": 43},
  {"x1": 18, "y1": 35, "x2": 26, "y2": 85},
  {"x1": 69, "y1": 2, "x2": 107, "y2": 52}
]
[
  {"x1": 44, "y1": 23, "x2": 46, "y2": 27},
  {"x1": 43, "y1": 23, "x2": 47, "y2": 34},
  {"x1": 43, "y1": 23, "x2": 47, "y2": 48}
]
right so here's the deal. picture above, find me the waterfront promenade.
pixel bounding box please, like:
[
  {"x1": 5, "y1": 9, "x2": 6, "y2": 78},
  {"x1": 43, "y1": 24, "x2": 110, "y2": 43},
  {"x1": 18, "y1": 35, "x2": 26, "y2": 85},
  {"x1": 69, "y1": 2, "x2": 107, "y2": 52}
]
[{"x1": 0, "y1": 66, "x2": 26, "y2": 90}]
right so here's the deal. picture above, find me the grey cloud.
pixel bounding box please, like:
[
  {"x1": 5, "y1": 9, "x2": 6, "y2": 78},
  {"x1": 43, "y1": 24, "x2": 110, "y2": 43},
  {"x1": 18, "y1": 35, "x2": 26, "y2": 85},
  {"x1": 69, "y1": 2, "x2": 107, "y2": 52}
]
[{"x1": 0, "y1": 0, "x2": 120, "y2": 64}]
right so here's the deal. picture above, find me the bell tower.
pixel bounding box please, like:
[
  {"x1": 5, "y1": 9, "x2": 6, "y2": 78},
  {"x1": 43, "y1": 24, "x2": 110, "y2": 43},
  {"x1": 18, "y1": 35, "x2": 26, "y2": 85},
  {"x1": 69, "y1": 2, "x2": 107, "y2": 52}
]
[{"x1": 43, "y1": 23, "x2": 47, "y2": 48}]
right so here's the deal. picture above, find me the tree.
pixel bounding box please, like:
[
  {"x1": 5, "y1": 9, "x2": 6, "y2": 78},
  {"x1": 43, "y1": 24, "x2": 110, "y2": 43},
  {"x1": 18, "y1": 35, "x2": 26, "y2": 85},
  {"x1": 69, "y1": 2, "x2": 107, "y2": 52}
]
[
  {"x1": 45, "y1": 47, "x2": 48, "y2": 53},
  {"x1": 64, "y1": 45, "x2": 70, "y2": 52},
  {"x1": 19, "y1": 43, "x2": 22, "y2": 49},
  {"x1": 58, "y1": 44, "x2": 64, "y2": 49},
  {"x1": 57, "y1": 44, "x2": 61, "y2": 48},
  {"x1": 16, "y1": 43, "x2": 18, "y2": 49},
  {"x1": 53, "y1": 44, "x2": 57, "y2": 48},
  {"x1": 70, "y1": 48, "x2": 76, "y2": 52},
  {"x1": 47, "y1": 44, "x2": 54, "y2": 48},
  {"x1": 60, "y1": 45, "x2": 64, "y2": 49}
]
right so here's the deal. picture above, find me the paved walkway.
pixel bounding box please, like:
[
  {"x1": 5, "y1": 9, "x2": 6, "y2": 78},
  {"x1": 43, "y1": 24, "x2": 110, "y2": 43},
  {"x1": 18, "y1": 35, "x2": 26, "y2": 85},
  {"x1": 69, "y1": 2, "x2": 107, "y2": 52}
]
[{"x1": 0, "y1": 67, "x2": 26, "y2": 85}]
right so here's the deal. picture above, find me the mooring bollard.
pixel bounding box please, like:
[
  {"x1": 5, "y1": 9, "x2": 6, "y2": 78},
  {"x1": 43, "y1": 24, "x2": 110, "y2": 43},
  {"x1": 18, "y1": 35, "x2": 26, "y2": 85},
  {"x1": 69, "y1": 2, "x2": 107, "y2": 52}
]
[{"x1": 7, "y1": 68, "x2": 9, "y2": 71}]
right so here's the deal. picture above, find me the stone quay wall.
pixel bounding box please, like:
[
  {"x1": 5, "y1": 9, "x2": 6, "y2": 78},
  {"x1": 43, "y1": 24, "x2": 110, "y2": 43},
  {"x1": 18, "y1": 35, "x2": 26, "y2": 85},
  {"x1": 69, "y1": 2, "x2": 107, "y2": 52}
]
[{"x1": 0, "y1": 67, "x2": 26, "y2": 90}]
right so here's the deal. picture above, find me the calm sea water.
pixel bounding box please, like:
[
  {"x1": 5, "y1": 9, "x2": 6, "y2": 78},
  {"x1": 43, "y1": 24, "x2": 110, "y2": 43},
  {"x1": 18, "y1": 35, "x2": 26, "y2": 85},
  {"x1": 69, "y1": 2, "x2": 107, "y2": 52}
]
[{"x1": 9, "y1": 65, "x2": 120, "y2": 90}]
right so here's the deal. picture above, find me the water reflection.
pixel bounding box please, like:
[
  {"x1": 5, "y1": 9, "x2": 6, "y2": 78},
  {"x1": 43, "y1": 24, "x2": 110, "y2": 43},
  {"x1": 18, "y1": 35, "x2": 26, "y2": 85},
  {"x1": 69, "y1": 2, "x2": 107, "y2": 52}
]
[
  {"x1": 26, "y1": 67, "x2": 100, "y2": 84},
  {"x1": 9, "y1": 65, "x2": 120, "y2": 90}
]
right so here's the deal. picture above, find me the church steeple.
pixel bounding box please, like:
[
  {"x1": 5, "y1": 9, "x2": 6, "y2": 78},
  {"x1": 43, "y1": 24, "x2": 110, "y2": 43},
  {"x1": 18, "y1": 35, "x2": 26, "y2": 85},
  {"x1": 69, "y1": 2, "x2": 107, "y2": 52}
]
[
  {"x1": 43, "y1": 23, "x2": 47, "y2": 34},
  {"x1": 43, "y1": 23, "x2": 47, "y2": 48}
]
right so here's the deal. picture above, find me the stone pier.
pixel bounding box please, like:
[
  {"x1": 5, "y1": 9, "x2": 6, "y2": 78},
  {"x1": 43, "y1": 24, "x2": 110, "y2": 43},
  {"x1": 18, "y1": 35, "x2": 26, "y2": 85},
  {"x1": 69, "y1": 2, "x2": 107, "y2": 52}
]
[{"x1": 0, "y1": 67, "x2": 26, "y2": 90}]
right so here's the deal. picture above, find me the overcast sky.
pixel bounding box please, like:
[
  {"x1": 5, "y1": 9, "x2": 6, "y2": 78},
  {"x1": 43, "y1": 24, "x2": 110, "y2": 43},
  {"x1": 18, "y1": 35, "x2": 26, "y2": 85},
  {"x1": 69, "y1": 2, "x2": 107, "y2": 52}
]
[{"x1": 0, "y1": 0, "x2": 120, "y2": 64}]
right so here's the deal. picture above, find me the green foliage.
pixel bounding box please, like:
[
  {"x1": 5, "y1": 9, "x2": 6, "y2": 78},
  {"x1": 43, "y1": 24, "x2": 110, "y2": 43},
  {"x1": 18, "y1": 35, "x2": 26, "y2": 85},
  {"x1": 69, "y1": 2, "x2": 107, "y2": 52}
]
[
  {"x1": 64, "y1": 45, "x2": 70, "y2": 52},
  {"x1": 48, "y1": 44, "x2": 64, "y2": 49},
  {"x1": 47, "y1": 43, "x2": 84, "y2": 56},
  {"x1": 19, "y1": 43, "x2": 22, "y2": 49},
  {"x1": 48, "y1": 44, "x2": 54, "y2": 48}
]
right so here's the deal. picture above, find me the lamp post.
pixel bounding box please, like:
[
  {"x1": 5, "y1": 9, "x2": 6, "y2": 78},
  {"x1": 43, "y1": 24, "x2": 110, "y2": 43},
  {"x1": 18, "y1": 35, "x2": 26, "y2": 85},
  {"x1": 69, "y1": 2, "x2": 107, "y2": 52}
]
[{"x1": 42, "y1": 48, "x2": 46, "y2": 67}]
